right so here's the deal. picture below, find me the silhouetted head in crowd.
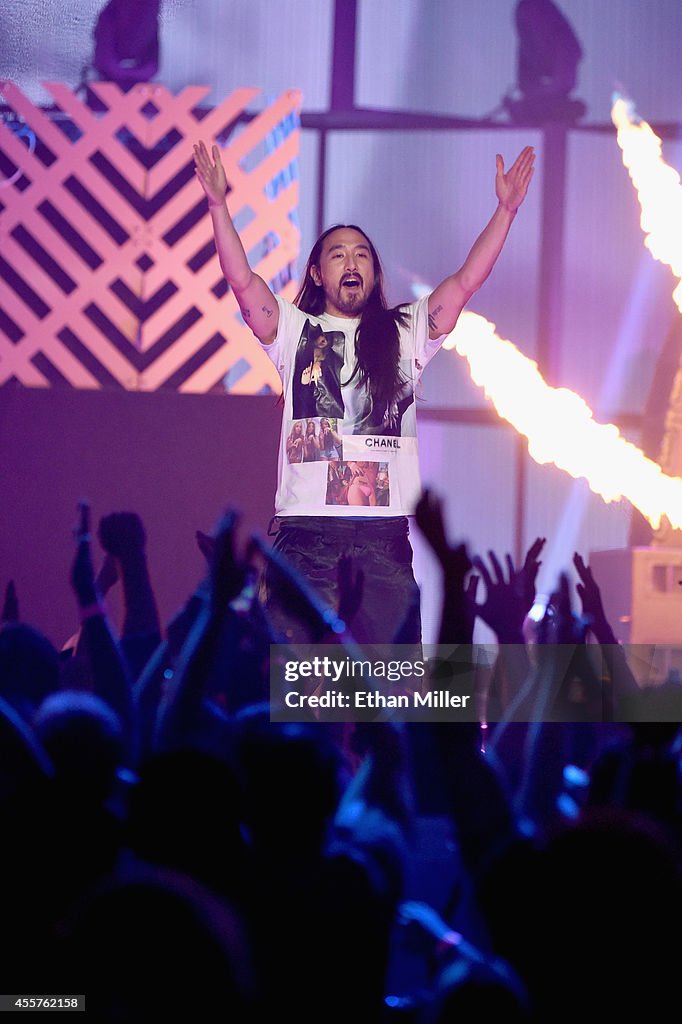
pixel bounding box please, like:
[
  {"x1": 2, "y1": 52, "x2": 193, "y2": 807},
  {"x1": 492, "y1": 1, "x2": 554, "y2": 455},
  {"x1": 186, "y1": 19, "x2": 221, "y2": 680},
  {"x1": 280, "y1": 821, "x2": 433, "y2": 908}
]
[
  {"x1": 0, "y1": 624, "x2": 60, "y2": 720},
  {"x1": 531, "y1": 809, "x2": 681, "y2": 1017},
  {"x1": 128, "y1": 749, "x2": 246, "y2": 902},
  {"x1": 432, "y1": 959, "x2": 531, "y2": 1023},
  {"x1": 0, "y1": 694, "x2": 52, "y2": 806},
  {"x1": 33, "y1": 691, "x2": 123, "y2": 806},
  {"x1": 234, "y1": 706, "x2": 343, "y2": 857},
  {"x1": 63, "y1": 868, "x2": 253, "y2": 1021}
]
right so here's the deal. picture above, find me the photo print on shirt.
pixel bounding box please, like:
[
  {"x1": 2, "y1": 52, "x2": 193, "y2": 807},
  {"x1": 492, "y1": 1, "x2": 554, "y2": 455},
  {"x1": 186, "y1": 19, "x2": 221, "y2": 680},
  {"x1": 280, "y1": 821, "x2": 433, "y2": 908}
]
[
  {"x1": 325, "y1": 461, "x2": 390, "y2": 507},
  {"x1": 292, "y1": 317, "x2": 418, "y2": 439},
  {"x1": 287, "y1": 418, "x2": 343, "y2": 463},
  {"x1": 292, "y1": 321, "x2": 345, "y2": 420}
]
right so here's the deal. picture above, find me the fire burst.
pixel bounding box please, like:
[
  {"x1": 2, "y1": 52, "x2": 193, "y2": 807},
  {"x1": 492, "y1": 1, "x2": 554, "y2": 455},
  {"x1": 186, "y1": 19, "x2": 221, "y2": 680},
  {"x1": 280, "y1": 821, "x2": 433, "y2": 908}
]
[
  {"x1": 612, "y1": 93, "x2": 682, "y2": 310},
  {"x1": 435, "y1": 99, "x2": 682, "y2": 531},
  {"x1": 443, "y1": 312, "x2": 682, "y2": 530}
]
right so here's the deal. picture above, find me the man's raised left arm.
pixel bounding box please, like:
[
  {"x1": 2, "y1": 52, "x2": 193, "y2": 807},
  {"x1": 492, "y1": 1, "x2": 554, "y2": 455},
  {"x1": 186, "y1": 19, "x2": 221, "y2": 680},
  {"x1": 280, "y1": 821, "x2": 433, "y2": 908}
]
[{"x1": 427, "y1": 146, "x2": 535, "y2": 340}]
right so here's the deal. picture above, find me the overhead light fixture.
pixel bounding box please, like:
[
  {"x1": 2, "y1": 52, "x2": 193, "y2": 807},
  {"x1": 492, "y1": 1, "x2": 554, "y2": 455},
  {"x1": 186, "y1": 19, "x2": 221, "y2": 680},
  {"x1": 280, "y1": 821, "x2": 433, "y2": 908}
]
[
  {"x1": 92, "y1": 0, "x2": 161, "y2": 88},
  {"x1": 504, "y1": 0, "x2": 586, "y2": 123}
]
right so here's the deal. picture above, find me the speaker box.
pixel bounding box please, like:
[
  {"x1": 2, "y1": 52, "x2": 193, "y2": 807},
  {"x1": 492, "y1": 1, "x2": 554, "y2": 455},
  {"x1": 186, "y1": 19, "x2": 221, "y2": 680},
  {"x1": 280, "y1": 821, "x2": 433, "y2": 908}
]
[{"x1": 589, "y1": 547, "x2": 682, "y2": 645}]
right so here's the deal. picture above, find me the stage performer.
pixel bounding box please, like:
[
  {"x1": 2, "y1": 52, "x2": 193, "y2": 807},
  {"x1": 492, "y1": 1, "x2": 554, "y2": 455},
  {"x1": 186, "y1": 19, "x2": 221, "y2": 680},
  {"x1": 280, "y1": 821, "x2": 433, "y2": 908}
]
[{"x1": 193, "y1": 141, "x2": 534, "y2": 643}]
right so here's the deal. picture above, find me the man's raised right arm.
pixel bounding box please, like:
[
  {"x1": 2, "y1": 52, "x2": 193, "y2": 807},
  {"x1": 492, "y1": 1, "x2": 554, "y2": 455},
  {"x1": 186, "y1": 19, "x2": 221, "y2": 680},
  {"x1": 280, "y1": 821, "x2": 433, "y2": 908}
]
[{"x1": 193, "y1": 141, "x2": 279, "y2": 344}]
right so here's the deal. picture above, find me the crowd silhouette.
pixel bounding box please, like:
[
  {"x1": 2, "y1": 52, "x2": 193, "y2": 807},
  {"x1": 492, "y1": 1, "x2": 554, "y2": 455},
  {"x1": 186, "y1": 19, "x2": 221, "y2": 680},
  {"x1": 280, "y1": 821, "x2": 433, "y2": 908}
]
[{"x1": 1, "y1": 492, "x2": 681, "y2": 1021}]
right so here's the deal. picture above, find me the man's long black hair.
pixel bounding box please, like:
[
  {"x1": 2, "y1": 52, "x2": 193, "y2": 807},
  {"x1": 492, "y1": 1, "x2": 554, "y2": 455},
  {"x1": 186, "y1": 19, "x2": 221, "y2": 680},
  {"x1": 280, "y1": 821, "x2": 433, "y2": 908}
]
[{"x1": 293, "y1": 224, "x2": 409, "y2": 413}]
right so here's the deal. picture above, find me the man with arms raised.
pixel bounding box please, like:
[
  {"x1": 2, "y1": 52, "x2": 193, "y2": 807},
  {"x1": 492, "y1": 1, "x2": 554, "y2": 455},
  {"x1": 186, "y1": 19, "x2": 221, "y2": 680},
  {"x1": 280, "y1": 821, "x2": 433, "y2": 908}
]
[{"x1": 193, "y1": 141, "x2": 534, "y2": 643}]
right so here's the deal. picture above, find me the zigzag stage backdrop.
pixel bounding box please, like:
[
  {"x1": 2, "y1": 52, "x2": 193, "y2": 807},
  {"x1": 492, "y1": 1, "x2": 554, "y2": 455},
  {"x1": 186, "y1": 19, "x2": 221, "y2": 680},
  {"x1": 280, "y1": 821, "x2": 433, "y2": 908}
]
[{"x1": 0, "y1": 82, "x2": 301, "y2": 393}]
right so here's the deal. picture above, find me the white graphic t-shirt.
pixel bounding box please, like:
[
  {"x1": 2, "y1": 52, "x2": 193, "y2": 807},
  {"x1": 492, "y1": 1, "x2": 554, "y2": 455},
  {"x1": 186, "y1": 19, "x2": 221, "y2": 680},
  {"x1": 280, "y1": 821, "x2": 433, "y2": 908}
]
[{"x1": 260, "y1": 294, "x2": 445, "y2": 517}]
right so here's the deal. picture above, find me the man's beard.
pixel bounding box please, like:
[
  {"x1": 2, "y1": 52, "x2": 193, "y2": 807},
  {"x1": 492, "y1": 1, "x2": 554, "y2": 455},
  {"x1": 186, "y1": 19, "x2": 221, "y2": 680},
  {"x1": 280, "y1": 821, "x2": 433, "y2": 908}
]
[{"x1": 333, "y1": 281, "x2": 367, "y2": 315}]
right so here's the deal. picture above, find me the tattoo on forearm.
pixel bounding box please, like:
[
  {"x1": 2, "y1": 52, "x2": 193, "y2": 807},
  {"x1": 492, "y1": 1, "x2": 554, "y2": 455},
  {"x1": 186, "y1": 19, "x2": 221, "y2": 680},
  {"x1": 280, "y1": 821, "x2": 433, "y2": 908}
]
[
  {"x1": 242, "y1": 307, "x2": 251, "y2": 321},
  {"x1": 262, "y1": 306, "x2": 273, "y2": 318},
  {"x1": 428, "y1": 304, "x2": 443, "y2": 332}
]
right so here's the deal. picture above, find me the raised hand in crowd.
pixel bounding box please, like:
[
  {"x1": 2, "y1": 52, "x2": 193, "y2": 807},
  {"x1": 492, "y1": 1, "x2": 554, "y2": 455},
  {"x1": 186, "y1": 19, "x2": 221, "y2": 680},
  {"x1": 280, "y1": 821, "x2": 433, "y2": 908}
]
[
  {"x1": 573, "y1": 551, "x2": 639, "y2": 705},
  {"x1": 132, "y1": 577, "x2": 211, "y2": 761},
  {"x1": 532, "y1": 574, "x2": 603, "y2": 710},
  {"x1": 156, "y1": 511, "x2": 268, "y2": 750},
  {"x1": 337, "y1": 720, "x2": 414, "y2": 835},
  {"x1": 195, "y1": 528, "x2": 215, "y2": 563},
  {"x1": 70, "y1": 502, "x2": 135, "y2": 764},
  {"x1": 472, "y1": 540, "x2": 543, "y2": 718},
  {"x1": 473, "y1": 538, "x2": 545, "y2": 644},
  {"x1": 71, "y1": 502, "x2": 99, "y2": 610},
  {"x1": 98, "y1": 511, "x2": 161, "y2": 679},
  {"x1": 415, "y1": 487, "x2": 459, "y2": 569},
  {"x1": 94, "y1": 554, "x2": 118, "y2": 600},
  {"x1": 155, "y1": 510, "x2": 240, "y2": 749},
  {"x1": 133, "y1": 517, "x2": 222, "y2": 755},
  {"x1": 415, "y1": 488, "x2": 474, "y2": 643},
  {"x1": 512, "y1": 573, "x2": 604, "y2": 830},
  {"x1": 398, "y1": 899, "x2": 528, "y2": 1015},
  {"x1": 573, "y1": 552, "x2": 614, "y2": 644},
  {"x1": 519, "y1": 536, "x2": 545, "y2": 616},
  {"x1": 252, "y1": 533, "x2": 346, "y2": 643},
  {"x1": 253, "y1": 536, "x2": 401, "y2": 721},
  {"x1": 535, "y1": 571, "x2": 588, "y2": 646},
  {"x1": 208, "y1": 510, "x2": 248, "y2": 617}
]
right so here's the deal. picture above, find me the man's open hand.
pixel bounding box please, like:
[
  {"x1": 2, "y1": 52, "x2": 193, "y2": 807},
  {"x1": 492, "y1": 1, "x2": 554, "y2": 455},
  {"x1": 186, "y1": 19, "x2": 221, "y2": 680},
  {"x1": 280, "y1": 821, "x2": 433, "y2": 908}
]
[
  {"x1": 193, "y1": 141, "x2": 228, "y2": 208},
  {"x1": 496, "y1": 145, "x2": 535, "y2": 212}
]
